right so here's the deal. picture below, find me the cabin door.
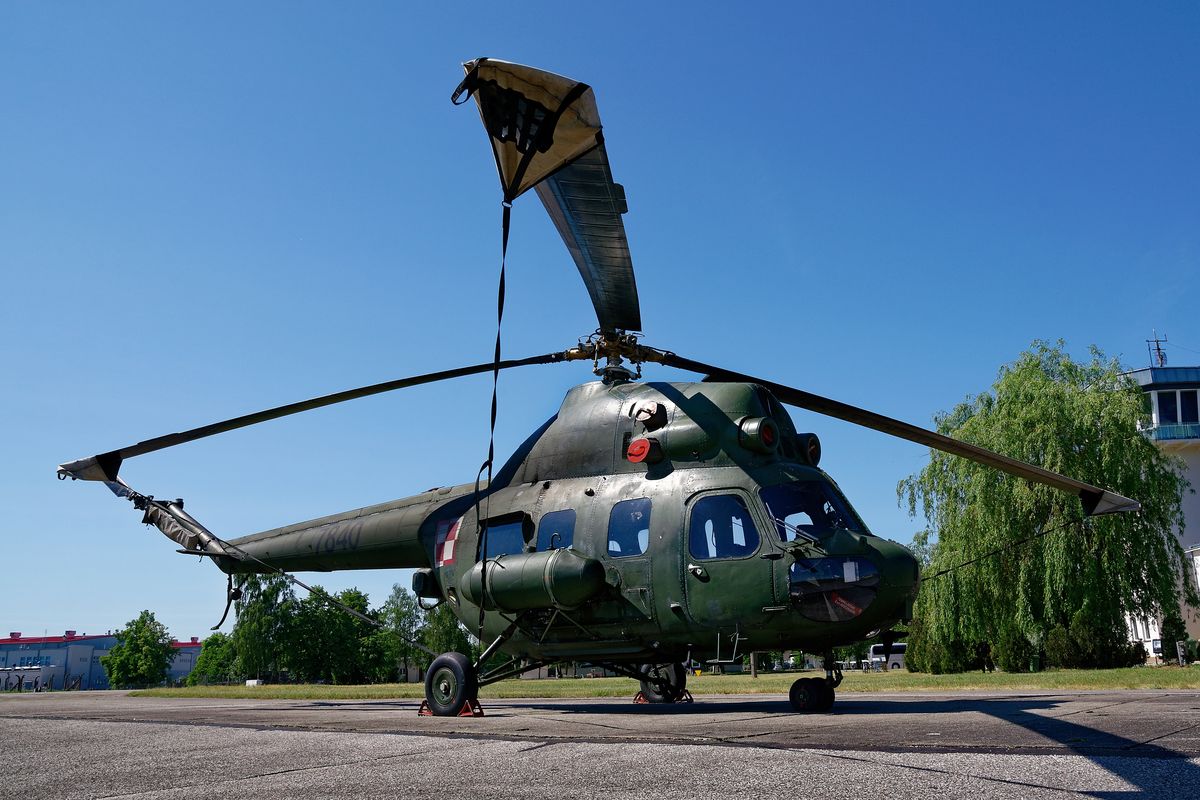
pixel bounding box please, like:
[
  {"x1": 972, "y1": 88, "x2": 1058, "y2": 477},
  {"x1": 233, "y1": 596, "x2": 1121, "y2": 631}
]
[{"x1": 682, "y1": 490, "x2": 771, "y2": 630}]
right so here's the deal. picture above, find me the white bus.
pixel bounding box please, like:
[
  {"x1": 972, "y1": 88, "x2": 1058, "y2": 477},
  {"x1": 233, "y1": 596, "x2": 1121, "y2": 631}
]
[{"x1": 868, "y1": 642, "x2": 907, "y2": 671}]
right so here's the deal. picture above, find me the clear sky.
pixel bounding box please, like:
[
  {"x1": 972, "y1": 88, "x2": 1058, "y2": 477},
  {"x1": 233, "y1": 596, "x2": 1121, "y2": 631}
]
[{"x1": 3, "y1": 3, "x2": 1197, "y2": 641}]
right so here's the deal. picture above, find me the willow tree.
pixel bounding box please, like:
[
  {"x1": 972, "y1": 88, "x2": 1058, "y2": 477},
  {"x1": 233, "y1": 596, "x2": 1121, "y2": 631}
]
[
  {"x1": 232, "y1": 574, "x2": 295, "y2": 681},
  {"x1": 898, "y1": 341, "x2": 1194, "y2": 671}
]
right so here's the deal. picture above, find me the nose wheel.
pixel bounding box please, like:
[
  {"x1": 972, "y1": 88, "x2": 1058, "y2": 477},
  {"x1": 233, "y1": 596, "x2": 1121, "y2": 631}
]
[
  {"x1": 788, "y1": 677, "x2": 834, "y2": 712},
  {"x1": 789, "y1": 654, "x2": 840, "y2": 713}
]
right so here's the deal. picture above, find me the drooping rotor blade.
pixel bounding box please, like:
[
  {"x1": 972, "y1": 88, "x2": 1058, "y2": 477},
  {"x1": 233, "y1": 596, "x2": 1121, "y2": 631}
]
[
  {"x1": 453, "y1": 58, "x2": 642, "y2": 334},
  {"x1": 57, "y1": 352, "x2": 568, "y2": 482},
  {"x1": 454, "y1": 57, "x2": 603, "y2": 203},
  {"x1": 536, "y1": 142, "x2": 641, "y2": 333},
  {"x1": 657, "y1": 352, "x2": 1140, "y2": 517}
]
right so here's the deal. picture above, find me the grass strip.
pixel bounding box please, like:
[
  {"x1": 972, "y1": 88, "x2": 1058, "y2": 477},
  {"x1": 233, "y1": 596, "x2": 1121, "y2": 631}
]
[{"x1": 130, "y1": 665, "x2": 1200, "y2": 700}]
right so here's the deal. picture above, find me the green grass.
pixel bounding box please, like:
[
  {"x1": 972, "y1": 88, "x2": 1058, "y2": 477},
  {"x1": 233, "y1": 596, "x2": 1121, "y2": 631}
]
[{"x1": 131, "y1": 665, "x2": 1200, "y2": 700}]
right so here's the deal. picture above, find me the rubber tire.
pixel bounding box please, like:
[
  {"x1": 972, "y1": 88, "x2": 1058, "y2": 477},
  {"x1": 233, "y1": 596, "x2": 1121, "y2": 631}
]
[
  {"x1": 638, "y1": 662, "x2": 687, "y2": 703},
  {"x1": 788, "y1": 677, "x2": 819, "y2": 712},
  {"x1": 424, "y1": 652, "x2": 478, "y2": 717},
  {"x1": 789, "y1": 677, "x2": 833, "y2": 713},
  {"x1": 814, "y1": 680, "x2": 835, "y2": 712}
]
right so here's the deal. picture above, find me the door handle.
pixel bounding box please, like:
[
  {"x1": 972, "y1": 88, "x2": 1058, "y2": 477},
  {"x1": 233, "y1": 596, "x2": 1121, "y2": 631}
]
[{"x1": 688, "y1": 563, "x2": 709, "y2": 580}]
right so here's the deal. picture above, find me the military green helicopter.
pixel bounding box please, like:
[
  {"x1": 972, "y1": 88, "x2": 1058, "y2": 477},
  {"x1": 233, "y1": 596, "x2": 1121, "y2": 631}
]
[{"x1": 57, "y1": 59, "x2": 1139, "y2": 716}]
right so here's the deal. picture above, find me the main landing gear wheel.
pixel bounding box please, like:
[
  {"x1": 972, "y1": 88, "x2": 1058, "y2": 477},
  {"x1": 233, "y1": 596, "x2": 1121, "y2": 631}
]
[
  {"x1": 638, "y1": 662, "x2": 688, "y2": 703},
  {"x1": 789, "y1": 677, "x2": 835, "y2": 713},
  {"x1": 424, "y1": 652, "x2": 478, "y2": 716}
]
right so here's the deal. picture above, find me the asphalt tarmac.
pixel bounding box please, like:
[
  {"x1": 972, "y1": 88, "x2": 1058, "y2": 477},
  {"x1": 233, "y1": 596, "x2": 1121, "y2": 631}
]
[{"x1": 2, "y1": 689, "x2": 1198, "y2": 798}]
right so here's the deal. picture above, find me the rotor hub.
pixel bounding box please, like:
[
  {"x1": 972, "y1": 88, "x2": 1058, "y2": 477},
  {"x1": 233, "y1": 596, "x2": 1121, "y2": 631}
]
[{"x1": 564, "y1": 331, "x2": 670, "y2": 384}]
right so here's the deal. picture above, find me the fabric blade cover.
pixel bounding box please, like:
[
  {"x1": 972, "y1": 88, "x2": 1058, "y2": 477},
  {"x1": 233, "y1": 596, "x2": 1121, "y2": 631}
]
[{"x1": 454, "y1": 58, "x2": 601, "y2": 202}]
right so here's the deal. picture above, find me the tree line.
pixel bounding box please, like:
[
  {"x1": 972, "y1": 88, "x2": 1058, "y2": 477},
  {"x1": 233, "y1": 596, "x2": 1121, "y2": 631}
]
[
  {"x1": 101, "y1": 583, "x2": 473, "y2": 689},
  {"x1": 188, "y1": 579, "x2": 469, "y2": 685}
]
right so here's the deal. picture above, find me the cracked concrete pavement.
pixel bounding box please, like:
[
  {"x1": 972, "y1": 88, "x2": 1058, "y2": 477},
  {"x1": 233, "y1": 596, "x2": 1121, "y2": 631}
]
[{"x1": 3, "y1": 689, "x2": 1198, "y2": 798}]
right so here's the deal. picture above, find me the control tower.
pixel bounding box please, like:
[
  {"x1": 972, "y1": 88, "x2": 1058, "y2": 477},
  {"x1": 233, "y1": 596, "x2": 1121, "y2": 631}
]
[{"x1": 1126, "y1": 344, "x2": 1200, "y2": 646}]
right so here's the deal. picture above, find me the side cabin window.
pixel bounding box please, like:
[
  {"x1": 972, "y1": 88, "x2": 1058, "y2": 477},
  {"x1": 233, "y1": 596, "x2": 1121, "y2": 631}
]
[
  {"x1": 481, "y1": 513, "x2": 533, "y2": 559},
  {"x1": 608, "y1": 498, "x2": 651, "y2": 558},
  {"x1": 537, "y1": 509, "x2": 576, "y2": 551},
  {"x1": 689, "y1": 494, "x2": 760, "y2": 560}
]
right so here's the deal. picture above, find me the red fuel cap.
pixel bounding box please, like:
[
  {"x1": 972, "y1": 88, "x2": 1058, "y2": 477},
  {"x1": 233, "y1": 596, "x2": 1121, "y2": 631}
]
[
  {"x1": 627, "y1": 437, "x2": 652, "y2": 463},
  {"x1": 761, "y1": 423, "x2": 777, "y2": 446}
]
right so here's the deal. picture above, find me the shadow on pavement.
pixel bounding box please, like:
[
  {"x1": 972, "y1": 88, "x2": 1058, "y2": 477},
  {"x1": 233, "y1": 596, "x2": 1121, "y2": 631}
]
[
  {"x1": 519, "y1": 693, "x2": 1198, "y2": 798},
  {"x1": 283, "y1": 692, "x2": 1198, "y2": 797}
]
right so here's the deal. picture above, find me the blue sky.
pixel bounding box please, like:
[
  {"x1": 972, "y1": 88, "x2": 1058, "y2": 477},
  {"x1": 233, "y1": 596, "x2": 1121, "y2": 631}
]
[{"x1": 3, "y1": 3, "x2": 1197, "y2": 640}]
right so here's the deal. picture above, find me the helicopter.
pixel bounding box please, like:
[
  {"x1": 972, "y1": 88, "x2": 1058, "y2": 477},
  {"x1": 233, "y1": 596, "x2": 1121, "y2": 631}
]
[{"x1": 57, "y1": 58, "x2": 1140, "y2": 716}]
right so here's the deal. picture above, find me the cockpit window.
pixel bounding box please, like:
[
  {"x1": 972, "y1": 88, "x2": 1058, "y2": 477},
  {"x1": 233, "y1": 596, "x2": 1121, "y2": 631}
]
[
  {"x1": 689, "y1": 494, "x2": 761, "y2": 560},
  {"x1": 789, "y1": 557, "x2": 880, "y2": 622},
  {"x1": 760, "y1": 481, "x2": 867, "y2": 540}
]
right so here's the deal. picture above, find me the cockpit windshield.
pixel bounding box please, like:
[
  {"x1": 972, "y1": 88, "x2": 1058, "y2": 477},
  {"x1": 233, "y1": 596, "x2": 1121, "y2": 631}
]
[{"x1": 760, "y1": 480, "x2": 868, "y2": 541}]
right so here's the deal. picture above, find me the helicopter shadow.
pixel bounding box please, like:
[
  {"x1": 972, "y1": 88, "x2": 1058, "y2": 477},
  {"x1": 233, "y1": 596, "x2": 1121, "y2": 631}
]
[
  {"x1": 835, "y1": 693, "x2": 1200, "y2": 798},
  {"x1": 508, "y1": 692, "x2": 1200, "y2": 798}
]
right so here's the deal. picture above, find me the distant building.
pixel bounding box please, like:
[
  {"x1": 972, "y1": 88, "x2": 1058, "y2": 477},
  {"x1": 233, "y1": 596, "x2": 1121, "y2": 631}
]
[
  {"x1": 1125, "y1": 363, "x2": 1200, "y2": 653},
  {"x1": 0, "y1": 630, "x2": 202, "y2": 690}
]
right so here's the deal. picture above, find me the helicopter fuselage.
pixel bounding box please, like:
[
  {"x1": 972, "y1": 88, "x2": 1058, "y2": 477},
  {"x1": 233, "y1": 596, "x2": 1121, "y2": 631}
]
[{"x1": 219, "y1": 379, "x2": 921, "y2": 665}]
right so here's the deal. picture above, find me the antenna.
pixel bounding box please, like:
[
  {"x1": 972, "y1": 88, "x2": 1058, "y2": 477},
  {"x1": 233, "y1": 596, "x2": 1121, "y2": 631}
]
[{"x1": 1146, "y1": 330, "x2": 1168, "y2": 368}]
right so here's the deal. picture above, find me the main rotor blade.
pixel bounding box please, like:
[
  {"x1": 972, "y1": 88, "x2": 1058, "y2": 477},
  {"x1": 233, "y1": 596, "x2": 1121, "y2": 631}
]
[
  {"x1": 454, "y1": 58, "x2": 642, "y2": 335},
  {"x1": 535, "y1": 142, "x2": 642, "y2": 333},
  {"x1": 58, "y1": 352, "x2": 567, "y2": 482},
  {"x1": 658, "y1": 352, "x2": 1140, "y2": 517}
]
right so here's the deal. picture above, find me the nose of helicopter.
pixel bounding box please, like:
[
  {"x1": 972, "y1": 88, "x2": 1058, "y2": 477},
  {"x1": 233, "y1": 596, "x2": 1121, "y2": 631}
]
[
  {"x1": 871, "y1": 537, "x2": 921, "y2": 621},
  {"x1": 782, "y1": 531, "x2": 921, "y2": 629}
]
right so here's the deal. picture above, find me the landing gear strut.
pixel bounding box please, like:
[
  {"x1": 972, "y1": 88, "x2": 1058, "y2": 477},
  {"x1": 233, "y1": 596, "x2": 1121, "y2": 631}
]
[
  {"x1": 592, "y1": 661, "x2": 693, "y2": 704},
  {"x1": 788, "y1": 652, "x2": 841, "y2": 713}
]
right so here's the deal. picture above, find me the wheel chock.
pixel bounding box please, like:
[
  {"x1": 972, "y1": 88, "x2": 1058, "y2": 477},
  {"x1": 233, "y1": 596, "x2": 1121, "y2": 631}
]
[
  {"x1": 417, "y1": 698, "x2": 485, "y2": 717},
  {"x1": 633, "y1": 690, "x2": 694, "y2": 705}
]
